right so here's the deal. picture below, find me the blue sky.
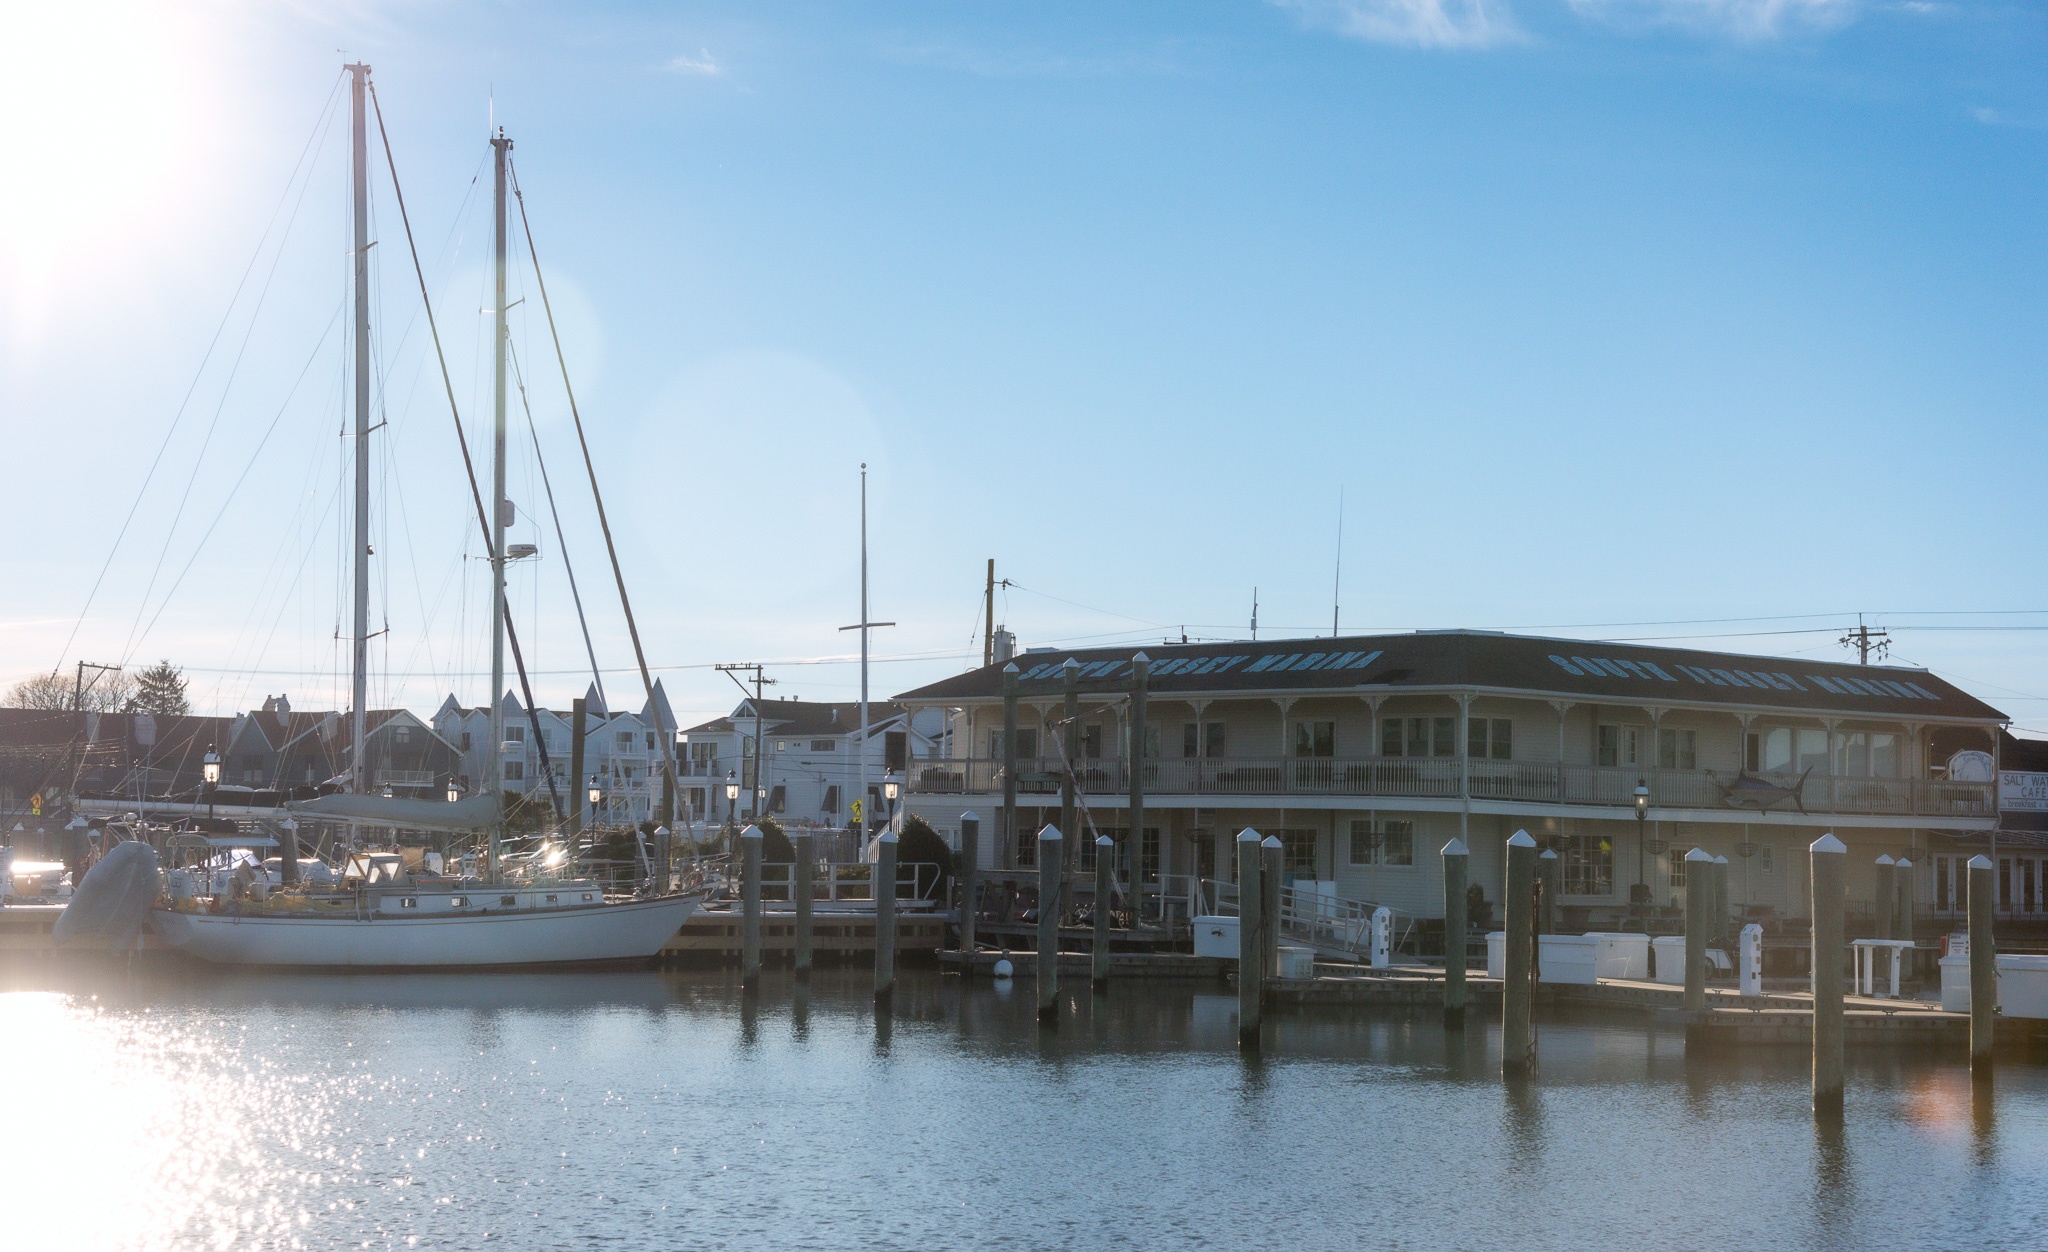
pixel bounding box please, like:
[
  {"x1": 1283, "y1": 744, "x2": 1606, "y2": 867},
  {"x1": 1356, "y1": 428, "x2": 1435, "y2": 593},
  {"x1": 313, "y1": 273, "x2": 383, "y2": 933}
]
[{"x1": 1, "y1": 0, "x2": 2043, "y2": 732}]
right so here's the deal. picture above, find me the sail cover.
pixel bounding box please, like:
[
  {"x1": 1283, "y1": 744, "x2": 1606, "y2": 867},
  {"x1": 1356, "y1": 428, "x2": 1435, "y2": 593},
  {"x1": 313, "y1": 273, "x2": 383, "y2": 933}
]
[
  {"x1": 54, "y1": 840, "x2": 162, "y2": 948},
  {"x1": 289, "y1": 793, "x2": 503, "y2": 831}
]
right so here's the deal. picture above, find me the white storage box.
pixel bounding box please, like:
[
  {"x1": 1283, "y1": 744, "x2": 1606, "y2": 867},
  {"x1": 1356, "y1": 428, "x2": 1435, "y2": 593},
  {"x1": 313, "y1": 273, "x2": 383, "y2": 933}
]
[
  {"x1": 1585, "y1": 932, "x2": 1651, "y2": 980},
  {"x1": 1538, "y1": 933, "x2": 1600, "y2": 985},
  {"x1": 1997, "y1": 954, "x2": 2048, "y2": 1019},
  {"x1": 1277, "y1": 946, "x2": 1316, "y2": 979},
  {"x1": 1653, "y1": 936, "x2": 1687, "y2": 985},
  {"x1": 1939, "y1": 954, "x2": 1972, "y2": 1013},
  {"x1": 1193, "y1": 916, "x2": 1240, "y2": 960},
  {"x1": 1486, "y1": 931, "x2": 1506, "y2": 979}
]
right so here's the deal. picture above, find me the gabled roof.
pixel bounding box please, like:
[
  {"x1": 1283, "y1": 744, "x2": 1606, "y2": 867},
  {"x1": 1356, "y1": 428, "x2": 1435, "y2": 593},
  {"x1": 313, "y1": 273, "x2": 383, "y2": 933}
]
[
  {"x1": 893, "y1": 631, "x2": 2006, "y2": 723},
  {"x1": 685, "y1": 699, "x2": 905, "y2": 737}
]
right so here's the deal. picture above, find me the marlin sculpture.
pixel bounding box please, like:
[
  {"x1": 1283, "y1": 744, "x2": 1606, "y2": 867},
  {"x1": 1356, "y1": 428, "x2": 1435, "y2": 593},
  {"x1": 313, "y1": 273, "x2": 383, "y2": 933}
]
[{"x1": 1715, "y1": 767, "x2": 1814, "y2": 815}]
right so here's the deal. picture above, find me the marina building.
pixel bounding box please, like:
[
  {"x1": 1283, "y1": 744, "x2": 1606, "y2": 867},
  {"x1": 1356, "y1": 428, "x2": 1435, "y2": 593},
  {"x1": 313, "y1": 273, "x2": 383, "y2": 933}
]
[{"x1": 893, "y1": 631, "x2": 2014, "y2": 931}]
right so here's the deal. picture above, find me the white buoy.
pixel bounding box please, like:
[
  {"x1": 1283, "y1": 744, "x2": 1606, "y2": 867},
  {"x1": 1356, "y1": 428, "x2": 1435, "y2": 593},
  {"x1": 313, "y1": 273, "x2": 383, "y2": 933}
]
[{"x1": 992, "y1": 958, "x2": 1014, "y2": 979}]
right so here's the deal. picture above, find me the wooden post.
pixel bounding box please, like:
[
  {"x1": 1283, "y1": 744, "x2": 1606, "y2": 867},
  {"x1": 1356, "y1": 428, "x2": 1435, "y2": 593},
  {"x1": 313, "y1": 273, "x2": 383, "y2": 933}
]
[
  {"x1": 1060, "y1": 658, "x2": 1080, "y2": 890},
  {"x1": 740, "y1": 824, "x2": 763, "y2": 991},
  {"x1": 792, "y1": 829, "x2": 814, "y2": 981},
  {"x1": 1093, "y1": 834, "x2": 1114, "y2": 991},
  {"x1": 568, "y1": 696, "x2": 588, "y2": 838},
  {"x1": 1237, "y1": 828, "x2": 1263, "y2": 1048},
  {"x1": 1812, "y1": 833, "x2": 1847, "y2": 1117},
  {"x1": 1536, "y1": 847, "x2": 1559, "y2": 935},
  {"x1": 1037, "y1": 824, "x2": 1063, "y2": 1024},
  {"x1": 1260, "y1": 835, "x2": 1283, "y2": 982},
  {"x1": 1001, "y1": 664, "x2": 1019, "y2": 870},
  {"x1": 1894, "y1": 857, "x2": 1914, "y2": 945},
  {"x1": 1968, "y1": 853, "x2": 1996, "y2": 1079},
  {"x1": 1127, "y1": 653, "x2": 1149, "y2": 927},
  {"x1": 1873, "y1": 854, "x2": 1895, "y2": 942},
  {"x1": 957, "y1": 812, "x2": 979, "y2": 971},
  {"x1": 1502, "y1": 830, "x2": 1537, "y2": 1076},
  {"x1": 1442, "y1": 838, "x2": 1469, "y2": 1027},
  {"x1": 875, "y1": 829, "x2": 898, "y2": 1007},
  {"x1": 1684, "y1": 847, "x2": 1712, "y2": 1014},
  {"x1": 1713, "y1": 855, "x2": 1731, "y2": 945}
]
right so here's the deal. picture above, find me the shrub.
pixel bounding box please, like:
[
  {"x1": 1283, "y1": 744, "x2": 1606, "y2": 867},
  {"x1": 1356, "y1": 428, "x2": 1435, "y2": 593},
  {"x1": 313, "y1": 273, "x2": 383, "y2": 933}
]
[
  {"x1": 751, "y1": 814, "x2": 795, "y2": 863},
  {"x1": 896, "y1": 814, "x2": 954, "y2": 900}
]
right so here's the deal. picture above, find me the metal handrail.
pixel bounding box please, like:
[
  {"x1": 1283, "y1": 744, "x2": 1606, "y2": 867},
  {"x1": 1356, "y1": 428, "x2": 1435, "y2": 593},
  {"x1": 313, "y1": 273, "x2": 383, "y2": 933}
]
[{"x1": 1200, "y1": 877, "x2": 1416, "y2": 958}]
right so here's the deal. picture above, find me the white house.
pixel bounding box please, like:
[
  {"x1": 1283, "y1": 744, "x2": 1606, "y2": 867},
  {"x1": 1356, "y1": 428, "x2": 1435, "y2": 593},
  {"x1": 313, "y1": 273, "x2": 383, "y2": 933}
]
[
  {"x1": 432, "y1": 681, "x2": 682, "y2": 825},
  {"x1": 680, "y1": 698, "x2": 944, "y2": 832}
]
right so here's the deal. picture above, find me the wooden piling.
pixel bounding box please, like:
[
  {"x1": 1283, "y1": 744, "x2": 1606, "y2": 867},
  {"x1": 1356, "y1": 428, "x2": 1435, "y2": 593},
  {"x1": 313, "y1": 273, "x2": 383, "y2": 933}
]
[
  {"x1": 1894, "y1": 857, "x2": 1914, "y2": 944},
  {"x1": 1536, "y1": 847, "x2": 1559, "y2": 935},
  {"x1": 740, "y1": 824, "x2": 763, "y2": 991},
  {"x1": 1127, "y1": 653, "x2": 1149, "y2": 927},
  {"x1": 792, "y1": 829, "x2": 814, "y2": 981},
  {"x1": 1237, "y1": 828, "x2": 1263, "y2": 1047},
  {"x1": 1442, "y1": 838, "x2": 1469, "y2": 1028},
  {"x1": 1812, "y1": 833, "x2": 1846, "y2": 1117},
  {"x1": 1712, "y1": 855, "x2": 1731, "y2": 947},
  {"x1": 1037, "y1": 824, "x2": 1063, "y2": 1024},
  {"x1": 1968, "y1": 854, "x2": 1995, "y2": 1079},
  {"x1": 957, "y1": 813, "x2": 979, "y2": 972},
  {"x1": 1093, "y1": 834, "x2": 1114, "y2": 990},
  {"x1": 1684, "y1": 847, "x2": 1712, "y2": 1015},
  {"x1": 1873, "y1": 854, "x2": 1895, "y2": 943},
  {"x1": 1260, "y1": 835, "x2": 1283, "y2": 982},
  {"x1": 1502, "y1": 831, "x2": 1537, "y2": 1075},
  {"x1": 875, "y1": 829, "x2": 898, "y2": 1007}
]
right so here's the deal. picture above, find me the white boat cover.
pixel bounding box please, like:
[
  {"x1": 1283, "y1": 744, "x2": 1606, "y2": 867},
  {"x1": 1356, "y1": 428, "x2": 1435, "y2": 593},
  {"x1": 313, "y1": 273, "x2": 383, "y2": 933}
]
[
  {"x1": 53, "y1": 840, "x2": 162, "y2": 948},
  {"x1": 288, "y1": 793, "x2": 503, "y2": 831}
]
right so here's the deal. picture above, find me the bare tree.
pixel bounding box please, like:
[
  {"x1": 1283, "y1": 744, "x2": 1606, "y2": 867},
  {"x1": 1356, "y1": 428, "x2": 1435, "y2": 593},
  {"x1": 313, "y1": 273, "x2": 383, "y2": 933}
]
[{"x1": 6, "y1": 668, "x2": 135, "y2": 712}]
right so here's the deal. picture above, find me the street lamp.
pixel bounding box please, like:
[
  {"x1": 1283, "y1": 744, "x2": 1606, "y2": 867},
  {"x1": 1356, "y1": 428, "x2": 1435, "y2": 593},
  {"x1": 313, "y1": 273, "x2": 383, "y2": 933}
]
[
  {"x1": 202, "y1": 747, "x2": 222, "y2": 820},
  {"x1": 446, "y1": 778, "x2": 462, "y2": 804},
  {"x1": 587, "y1": 775, "x2": 604, "y2": 830},
  {"x1": 724, "y1": 770, "x2": 739, "y2": 824},
  {"x1": 883, "y1": 770, "x2": 900, "y2": 828},
  {"x1": 1633, "y1": 778, "x2": 1651, "y2": 899}
]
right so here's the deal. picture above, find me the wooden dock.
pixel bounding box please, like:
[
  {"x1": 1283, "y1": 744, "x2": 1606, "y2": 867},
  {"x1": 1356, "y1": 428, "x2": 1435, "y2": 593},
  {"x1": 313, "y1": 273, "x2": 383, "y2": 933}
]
[{"x1": 660, "y1": 905, "x2": 946, "y2": 963}]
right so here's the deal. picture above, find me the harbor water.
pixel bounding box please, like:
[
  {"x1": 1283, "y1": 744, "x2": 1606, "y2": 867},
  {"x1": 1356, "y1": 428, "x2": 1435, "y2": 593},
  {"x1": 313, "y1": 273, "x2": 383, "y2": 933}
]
[{"x1": 1, "y1": 965, "x2": 2041, "y2": 1249}]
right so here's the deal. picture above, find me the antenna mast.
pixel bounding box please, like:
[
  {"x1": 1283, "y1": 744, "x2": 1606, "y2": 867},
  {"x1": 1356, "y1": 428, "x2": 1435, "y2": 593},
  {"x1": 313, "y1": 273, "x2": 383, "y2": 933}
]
[
  {"x1": 1332, "y1": 486, "x2": 1344, "y2": 638},
  {"x1": 487, "y1": 123, "x2": 512, "y2": 866}
]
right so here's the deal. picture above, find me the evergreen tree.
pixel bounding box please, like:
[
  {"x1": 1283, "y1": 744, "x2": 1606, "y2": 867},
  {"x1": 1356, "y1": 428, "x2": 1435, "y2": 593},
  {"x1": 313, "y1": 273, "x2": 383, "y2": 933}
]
[{"x1": 127, "y1": 660, "x2": 191, "y2": 716}]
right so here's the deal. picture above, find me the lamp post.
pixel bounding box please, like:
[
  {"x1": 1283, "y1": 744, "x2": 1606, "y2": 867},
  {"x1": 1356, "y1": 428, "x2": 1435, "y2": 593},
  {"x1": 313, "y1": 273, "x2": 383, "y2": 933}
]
[
  {"x1": 202, "y1": 747, "x2": 222, "y2": 820},
  {"x1": 724, "y1": 770, "x2": 739, "y2": 831},
  {"x1": 446, "y1": 778, "x2": 461, "y2": 804},
  {"x1": 587, "y1": 774, "x2": 604, "y2": 839},
  {"x1": 1633, "y1": 778, "x2": 1651, "y2": 897},
  {"x1": 883, "y1": 770, "x2": 900, "y2": 830}
]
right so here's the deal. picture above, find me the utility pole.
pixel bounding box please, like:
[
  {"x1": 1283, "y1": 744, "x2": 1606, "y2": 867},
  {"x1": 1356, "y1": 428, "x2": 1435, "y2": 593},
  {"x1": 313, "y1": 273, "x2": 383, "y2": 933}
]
[
  {"x1": 72, "y1": 661, "x2": 121, "y2": 711},
  {"x1": 1250, "y1": 588, "x2": 1258, "y2": 642},
  {"x1": 717, "y1": 664, "x2": 775, "y2": 820},
  {"x1": 838, "y1": 466, "x2": 893, "y2": 841},
  {"x1": 1840, "y1": 615, "x2": 1889, "y2": 665},
  {"x1": 983, "y1": 558, "x2": 996, "y2": 668}
]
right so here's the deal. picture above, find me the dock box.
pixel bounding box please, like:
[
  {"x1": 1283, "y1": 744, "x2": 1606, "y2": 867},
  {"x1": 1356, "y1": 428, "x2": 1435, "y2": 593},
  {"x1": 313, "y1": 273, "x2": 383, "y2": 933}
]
[
  {"x1": 1940, "y1": 954, "x2": 1972, "y2": 1013},
  {"x1": 1998, "y1": 954, "x2": 2048, "y2": 1019},
  {"x1": 1277, "y1": 946, "x2": 1316, "y2": 979},
  {"x1": 1652, "y1": 936, "x2": 1687, "y2": 985},
  {"x1": 1193, "y1": 916, "x2": 1239, "y2": 960},
  {"x1": 1538, "y1": 934, "x2": 1599, "y2": 985},
  {"x1": 1585, "y1": 932, "x2": 1651, "y2": 980}
]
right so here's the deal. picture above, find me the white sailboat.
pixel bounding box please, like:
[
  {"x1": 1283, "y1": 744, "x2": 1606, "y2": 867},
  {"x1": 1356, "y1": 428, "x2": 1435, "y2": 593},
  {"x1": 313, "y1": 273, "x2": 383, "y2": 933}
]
[{"x1": 148, "y1": 65, "x2": 701, "y2": 968}]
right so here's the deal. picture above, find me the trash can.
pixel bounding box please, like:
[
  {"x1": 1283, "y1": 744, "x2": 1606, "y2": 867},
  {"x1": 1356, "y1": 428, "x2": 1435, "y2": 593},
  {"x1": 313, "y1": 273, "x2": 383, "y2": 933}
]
[
  {"x1": 1653, "y1": 936, "x2": 1687, "y2": 985},
  {"x1": 1193, "y1": 916, "x2": 1239, "y2": 960},
  {"x1": 1996, "y1": 955, "x2": 2048, "y2": 1019},
  {"x1": 1538, "y1": 934, "x2": 1599, "y2": 985},
  {"x1": 1585, "y1": 932, "x2": 1651, "y2": 980},
  {"x1": 1486, "y1": 931, "x2": 1506, "y2": 979},
  {"x1": 1939, "y1": 954, "x2": 1972, "y2": 1013},
  {"x1": 1277, "y1": 946, "x2": 1316, "y2": 979}
]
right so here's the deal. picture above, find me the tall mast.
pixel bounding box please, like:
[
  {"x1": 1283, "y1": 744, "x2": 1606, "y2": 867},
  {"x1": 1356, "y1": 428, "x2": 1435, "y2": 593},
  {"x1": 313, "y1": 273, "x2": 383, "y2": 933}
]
[
  {"x1": 346, "y1": 62, "x2": 372, "y2": 795},
  {"x1": 858, "y1": 464, "x2": 869, "y2": 843},
  {"x1": 488, "y1": 126, "x2": 512, "y2": 862}
]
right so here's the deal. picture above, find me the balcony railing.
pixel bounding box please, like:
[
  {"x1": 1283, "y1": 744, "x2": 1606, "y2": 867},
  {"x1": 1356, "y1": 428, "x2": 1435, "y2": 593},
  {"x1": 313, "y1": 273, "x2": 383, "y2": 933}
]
[{"x1": 904, "y1": 756, "x2": 1995, "y2": 820}]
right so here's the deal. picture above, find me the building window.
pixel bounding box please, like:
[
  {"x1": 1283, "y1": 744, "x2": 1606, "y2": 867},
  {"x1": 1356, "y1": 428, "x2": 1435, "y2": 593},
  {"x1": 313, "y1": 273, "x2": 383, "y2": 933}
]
[
  {"x1": 822, "y1": 785, "x2": 840, "y2": 814},
  {"x1": 1280, "y1": 829, "x2": 1318, "y2": 879},
  {"x1": 1597, "y1": 725, "x2": 1643, "y2": 768},
  {"x1": 506, "y1": 725, "x2": 525, "y2": 743},
  {"x1": 460, "y1": 732, "x2": 471, "y2": 751},
  {"x1": 1384, "y1": 717, "x2": 1456, "y2": 758},
  {"x1": 1293, "y1": 720, "x2": 1334, "y2": 758},
  {"x1": 1757, "y1": 727, "x2": 1830, "y2": 775},
  {"x1": 811, "y1": 739, "x2": 837, "y2": 753},
  {"x1": 1348, "y1": 819, "x2": 1415, "y2": 867},
  {"x1": 504, "y1": 761, "x2": 524, "y2": 781},
  {"x1": 1468, "y1": 718, "x2": 1512, "y2": 761},
  {"x1": 394, "y1": 726, "x2": 412, "y2": 743},
  {"x1": 1083, "y1": 725, "x2": 1103, "y2": 759},
  {"x1": 1668, "y1": 850, "x2": 1687, "y2": 889},
  {"x1": 1759, "y1": 844, "x2": 1774, "y2": 874},
  {"x1": 647, "y1": 733, "x2": 658, "y2": 751},
  {"x1": 1657, "y1": 728, "x2": 1698, "y2": 771},
  {"x1": 777, "y1": 739, "x2": 790, "y2": 752},
  {"x1": 1561, "y1": 834, "x2": 1613, "y2": 896},
  {"x1": 617, "y1": 731, "x2": 635, "y2": 751},
  {"x1": 990, "y1": 728, "x2": 1039, "y2": 759},
  {"x1": 768, "y1": 785, "x2": 786, "y2": 814},
  {"x1": 1834, "y1": 731, "x2": 1900, "y2": 778},
  {"x1": 688, "y1": 787, "x2": 705, "y2": 813}
]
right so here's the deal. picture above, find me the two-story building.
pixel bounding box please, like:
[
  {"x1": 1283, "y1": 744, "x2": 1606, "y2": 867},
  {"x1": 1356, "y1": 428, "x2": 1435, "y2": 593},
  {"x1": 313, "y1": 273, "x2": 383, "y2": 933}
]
[
  {"x1": 432, "y1": 681, "x2": 681, "y2": 825},
  {"x1": 679, "y1": 698, "x2": 943, "y2": 831},
  {"x1": 893, "y1": 630, "x2": 2009, "y2": 930}
]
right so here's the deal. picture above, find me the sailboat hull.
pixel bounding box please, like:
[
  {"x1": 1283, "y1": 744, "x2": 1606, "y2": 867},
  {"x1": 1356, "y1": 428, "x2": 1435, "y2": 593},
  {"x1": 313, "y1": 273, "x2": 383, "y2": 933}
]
[{"x1": 151, "y1": 893, "x2": 701, "y2": 969}]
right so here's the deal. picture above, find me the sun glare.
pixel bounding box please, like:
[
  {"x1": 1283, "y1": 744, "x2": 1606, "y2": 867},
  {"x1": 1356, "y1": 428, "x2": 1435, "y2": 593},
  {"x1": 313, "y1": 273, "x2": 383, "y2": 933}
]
[{"x1": 0, "y1": 0, "x2": 216, "y2": 333}]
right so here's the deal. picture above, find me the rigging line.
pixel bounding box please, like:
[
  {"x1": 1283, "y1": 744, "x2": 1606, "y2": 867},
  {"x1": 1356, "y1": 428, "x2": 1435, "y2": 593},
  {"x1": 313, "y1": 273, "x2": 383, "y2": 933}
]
[
  {"x1": 53, "y1": 71, "x2": 348, "y2": 680},
  {"x1": 1003, "y1": 581, "x2": 1172, "y2": 629},
  {"x1": 369, "y1": 82, "x2": 562, "y2": 813},
  {"x1": 125, "y1": 299, "x2": 348, "y2": 663},
  {"x1": 119, "y1": 92, "x2": 347, "y2": 669},
  {"x1": 509, "y1": 154, "x2": 683, "y2": 804},
  {"x1": 507, "y1": 336, "x2": 607, "y2": 710}
]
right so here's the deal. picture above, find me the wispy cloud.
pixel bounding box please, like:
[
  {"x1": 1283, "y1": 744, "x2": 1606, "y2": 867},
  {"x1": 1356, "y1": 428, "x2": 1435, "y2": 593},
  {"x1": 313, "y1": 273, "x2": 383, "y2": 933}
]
[
  {"x1": 873, "y1": 36, "x2": 1186, "y2": 78},
  {"x1": 665, "y1": 48, "x2": 724, "y2": 76},
  {"x1": 1973, "y1": 106, "x2": 2047, "y2": 130},
  {"x1": 1563, "y1": 0, "x2": 1860, "y2": 40},
  {"x1": 1269, "y1": 0, "x2": 1525, "y2": 50}
]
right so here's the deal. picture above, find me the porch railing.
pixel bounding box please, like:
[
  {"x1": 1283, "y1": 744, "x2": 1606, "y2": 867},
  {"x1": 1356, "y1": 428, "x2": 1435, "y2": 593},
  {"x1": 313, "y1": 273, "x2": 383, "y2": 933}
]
[{"x1": 905, "y1": 756, "x2": 1994, "y2": 819}]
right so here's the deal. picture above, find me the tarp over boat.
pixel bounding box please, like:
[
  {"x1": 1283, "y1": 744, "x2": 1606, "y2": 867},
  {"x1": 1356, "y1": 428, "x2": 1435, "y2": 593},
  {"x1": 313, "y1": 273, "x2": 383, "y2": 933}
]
[
  {"x1": 287, "y1": 793, "x2": 503, "y2": 831},
  {"x1": 54, "y1": 840, "x2": 161, "y2": 948}
]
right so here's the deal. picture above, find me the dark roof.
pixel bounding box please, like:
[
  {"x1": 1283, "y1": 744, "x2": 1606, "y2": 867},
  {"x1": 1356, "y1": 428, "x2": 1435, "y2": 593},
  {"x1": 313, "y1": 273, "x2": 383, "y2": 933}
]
[
  {"x1": 685, "y1": 700, "x2": 903, "y2": 737},
  {"x1": 894, "y1": 630, "x2": 2006, "y2": 722}
]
